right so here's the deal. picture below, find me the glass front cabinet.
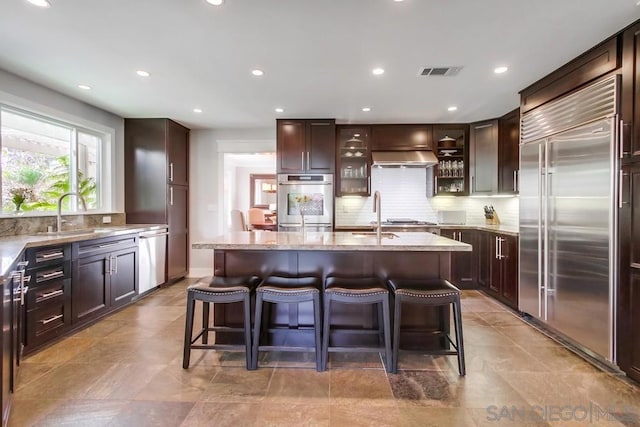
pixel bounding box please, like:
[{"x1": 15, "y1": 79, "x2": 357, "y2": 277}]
[
  {"x1": 433, "y1": 125, "x2": 468, "y2": 196},
  {"x1": 336, "y1": 126, "x2": 370, "y2": 196}
]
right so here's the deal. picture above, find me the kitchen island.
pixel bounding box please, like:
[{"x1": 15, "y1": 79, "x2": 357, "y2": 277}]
[{"x1": 193, "y1": 231, "x2": 471, "y2": 349}]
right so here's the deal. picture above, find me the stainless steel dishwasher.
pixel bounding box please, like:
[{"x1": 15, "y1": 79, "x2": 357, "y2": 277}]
[{"x1": 138, "y1": 227, "x2": 168, "y2": 294}]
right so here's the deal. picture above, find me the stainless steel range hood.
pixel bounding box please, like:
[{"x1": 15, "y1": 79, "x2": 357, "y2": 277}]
[{"x1": 371, "y1": 151, "x2": 438, "y2": 168}]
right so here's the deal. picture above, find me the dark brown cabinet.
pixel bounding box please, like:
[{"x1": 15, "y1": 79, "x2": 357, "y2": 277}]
[
  {"x1": 23, "y1": 245, "x2": 71, "y2": 353},
  {"x1": 125, "y1": 118, "x2": 189, "y2": 283},
  {"x1": 469, "y1": 120, "x2": 499, "y2": 194},
  {"x1": 618, "y1": 164, "x2": 640, "y2": 382},
  {"x1": 622, "y1": 22, "x2": 640, "y2": 161},
  {"x1": 277, "y1": 119, "x2": 335, "y2": 173},
  {"x1": 433, "y1": 125, "x2": 468, "y2": 195},
  {"x1": 72, "y1": 235, "x2": 138, "y2": 325},
  {"x1": 440, "y1": 228, "x2": 476, "y2": 289},
  {"x1": 370, "y1": 124, "x2": 432, "y2": 151},
  {"x1": 336, "y1": 126, "x2": 370, "y2": 196},
  {"x1": 498, "y1": 108, "x2": 520, "y2": 193},
  {"x1": 485, "y1": 232, "x2": 519, "y2": 309}
]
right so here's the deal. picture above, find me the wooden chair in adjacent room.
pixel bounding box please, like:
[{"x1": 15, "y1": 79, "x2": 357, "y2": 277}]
[{"x1": 230, "y1": 209, "x2": 248, "y2": 231}]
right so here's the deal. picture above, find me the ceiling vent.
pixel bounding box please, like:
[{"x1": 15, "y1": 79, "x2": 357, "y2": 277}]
[{"x1": 418, "y1": 66, "x2": 463, "y2": 77}]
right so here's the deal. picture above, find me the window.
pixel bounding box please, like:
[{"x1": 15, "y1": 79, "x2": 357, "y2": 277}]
[{"x1": 0, "y1": 106, "x2": 107, "y2": 214}]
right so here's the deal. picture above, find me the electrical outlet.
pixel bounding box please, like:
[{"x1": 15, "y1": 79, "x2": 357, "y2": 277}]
[{"x1": 102, "y1": 216, "x2": 112, "y2": 224}]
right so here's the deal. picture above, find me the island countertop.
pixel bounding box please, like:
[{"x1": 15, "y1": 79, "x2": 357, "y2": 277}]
[{"x1": 192, "y1": 231, "x2": 472, "y2": 252}]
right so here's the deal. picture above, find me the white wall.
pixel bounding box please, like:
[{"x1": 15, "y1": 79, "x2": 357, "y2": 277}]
[
  {"x1": 0, "y1": 69, "x2": 125, "y2": 212},
  {"x1": 189, "y1": 127, "x2": 275, "y2": 276}
]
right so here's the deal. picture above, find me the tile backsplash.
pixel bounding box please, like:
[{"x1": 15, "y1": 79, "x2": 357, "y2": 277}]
[
  {"x1": 0, "y1": 213, "x2": 126, "y2": 237},
  {"x1": 335, "y1": 168, "x2": 519, "y2": 227}
]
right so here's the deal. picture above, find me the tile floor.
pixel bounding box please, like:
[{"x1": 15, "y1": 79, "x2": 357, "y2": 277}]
[{"x1": 10, "y1": 279, "x2": 640, "y2": 427}]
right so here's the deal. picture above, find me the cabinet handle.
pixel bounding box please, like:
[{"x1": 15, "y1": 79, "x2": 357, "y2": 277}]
[
  {"x1": 170, "y1": 187, "x2": 174, "y2": 206},
  {"x1": 17, "y1": 261, "x2": 29, "y2": 268},
  {"x1": 21, "y1": 286, "x2": 28, "y2": 306},
  {"x1": 301, "y1": 152, "x2": 305, "y2": 170},
  {"x1": 97, "y1": 242, "x2": 122, "y2": 249},
  {"x1": 169, "y1": 162, "x2": 174, "y2": 182},
  {"x1": 513, "y1": 170, "x2": 518, "y2": 192},
  {"x1": 39, "y1": 271, "x2": 64, "y2": 281},
  {"x1": 39, "y1": 252, "x2": 63, "y2": 259},
  {"x1": 111, "y1": 256, "x2": 118, "y2": 275},
  {"x1": 41, "y1": 314, "x2": 63, "y2": 325},
  {"x1": 620, "y1": 120, "x2": 630, "y2": 158},
  {"x1": 307, "y1": 151, "x2": 310, "y2": 169},
  {"x1": 22, "y1": 275, "x2": 31, "y2": 284},
  {"x1": 38, "y1": 289, "x2": 64, "y2": 300},
  {"x1": 495, "y1": 236, "x2": 499, "y2": 259}
]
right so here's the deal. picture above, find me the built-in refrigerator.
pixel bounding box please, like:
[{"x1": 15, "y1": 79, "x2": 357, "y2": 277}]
[{"x1": 519, "y1": 76, "x2": 619, "y2": 363}]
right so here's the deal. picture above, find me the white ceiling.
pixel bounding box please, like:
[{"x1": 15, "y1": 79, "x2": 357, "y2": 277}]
[{"x1": 0, "y1": 0, "x2": 638, "y2": 130}]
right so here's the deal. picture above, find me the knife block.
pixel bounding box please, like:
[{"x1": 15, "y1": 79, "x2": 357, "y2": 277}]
[{"x1": 485, "y1": 211, "x2": 501, "y2": 225}]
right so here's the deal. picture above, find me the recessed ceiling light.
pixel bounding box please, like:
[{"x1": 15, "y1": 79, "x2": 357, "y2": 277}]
[
  {"x1": 448, "y1": 106, "x2": 458, "y2": 112},
  {"x1": 251, "y1": 69, "x2": 264, "y2": 76},
  {"x1": 206, "y1": 0, "x2": 224, "y2": 5},
  {"x1": 193, "y1": 108, "x2": 203, "y2": 113},
  {"x1": 136, "y1": 70, "x2": 150, "y2": 77},
  {"x1": 372, "y1": 68, "x2": 385, "y2": 76},
  {"x1": 77, "y1": 84, "x2": 91, "y2": 90},
  {"x1": 362, "y1": 107, "x2": 371, "y2": 112},
  {"x1": 494, "y1": 66, "x2": 508, "y2": 74},
  {"x1": 26, "y1": 0, "x2": 51, "y2": 7},
  {"x1": 275, "y1": 107, "x2": 284, "y2": 113}
]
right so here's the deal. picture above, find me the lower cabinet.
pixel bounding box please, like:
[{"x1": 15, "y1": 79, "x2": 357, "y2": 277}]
[
  {"x1": 24, "y1": 244, "x2": 72, "y2": 353},
  {"x1": 480, "y1": 231, "x2": 519, "y2": 309},
  {"x1": 72, "y1": 234, "x2": 138, "y2": 326},
  {"x1": 440, "y1": 228, "x2": 477, "y2": 289}
]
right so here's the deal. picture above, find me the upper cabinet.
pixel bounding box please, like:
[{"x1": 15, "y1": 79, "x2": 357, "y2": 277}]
[
  {"x1": 336, "y1": 126, "x2": 371, "y2": 196},
  {"x1": 498, "y1": 108, "x2": 520, "y2": 193},
  {"x1": 433, "y1": 125, "x2": 468, "y2": 195},
  {"x1": 370, "y1": 125, "x2": 432, "y2": 151},
  {"x1": 469, "y1": 119, "x2": 499, "y2": 194},
  {"x1": 520, "y1": 37, "x2": 619, "y2": 114},
  {"x1": 277, "y1": 119, "x2": 335, "y2": 174},
  {"x1": 622, "y1": 22, "x2": 640, "y2": 162},
  {"x1": 167, "y1": 120, "x2": 189, "y2": 186}
]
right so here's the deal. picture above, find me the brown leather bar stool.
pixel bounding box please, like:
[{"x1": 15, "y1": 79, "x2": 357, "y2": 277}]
[
  {"x1": 252, "y1": 274, "x2": 322, "y2": 371},
  {"x1": 183, "y1": 275, "x2": 261, "y2": 370},
  {"x1": 322, "y1": 276, "x2": 392, "y2": 372},
  {"x1": 387, "y1": 278, "x2": 465, "y2": 376}
]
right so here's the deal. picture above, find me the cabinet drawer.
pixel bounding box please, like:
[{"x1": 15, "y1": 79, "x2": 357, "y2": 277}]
[
  {"x1": 25, "y1": 302, "x2": 70, "y2": 348},
  {"x1": 73, "y1": 234, "x2": 138, "y2": 258},
  {"x1": 26, "y1": 262, "x2": 71, "y2": 287},
  {"x1": 26, "y1": 245, "x2": 71, "y2": 267},
  {"x1": 26, "y1": 278, "x2": 70, "y2": 309}
]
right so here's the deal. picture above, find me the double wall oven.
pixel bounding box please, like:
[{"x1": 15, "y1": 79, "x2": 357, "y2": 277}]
[{"x1": 277, "y1": 174, "x2": 333, "y2": 231}]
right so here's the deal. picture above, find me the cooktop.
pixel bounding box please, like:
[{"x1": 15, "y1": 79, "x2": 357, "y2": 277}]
[{"x1": 382, "y1": 218, "x2": 438, "y2": 225}]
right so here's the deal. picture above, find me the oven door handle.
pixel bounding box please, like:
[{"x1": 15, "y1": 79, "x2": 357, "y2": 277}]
[{"x1": 278, "y1": 182, "x2": 332, "y2": 186}]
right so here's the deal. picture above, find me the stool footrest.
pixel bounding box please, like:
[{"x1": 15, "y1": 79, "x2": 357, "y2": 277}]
[
  {"x1": 258, "y1": 345, "x2": 319, "y2": 353},
  {"x1": 191, "y1": 344, "x2": 247, "y2": 351},
  {"x1": 327, "y1": 346, "x2": 387, "y2": 353}
]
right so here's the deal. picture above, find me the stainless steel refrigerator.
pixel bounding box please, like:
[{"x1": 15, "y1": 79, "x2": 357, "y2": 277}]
[{"x1": 519, "y1": 76, "x2": 619, "y2": 363}]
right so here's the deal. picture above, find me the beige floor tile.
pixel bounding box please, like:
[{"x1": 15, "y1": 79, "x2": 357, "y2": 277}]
[
  {"x1": 257, "y1": 402, "x2": 331, "y2": 426},
  {"x1": 16, "y1": 362, "x2": 57, "y2": 390},
  {"x1": 398, "y1": 407, "x2": 476, "y2": 427},
  {"x1": 35, "y1": 399, "x2": 128, "y2": 427},
  {"x1": 265, "y1": 368, "x2": 330, "y2": 403},
  {"x1": 15, "y1": 363, "x2": 114, "y2": 401},
  {"x1": 330, "y1": 369, "x2": 394, "y2": 407},
  {"x1": 107, "y1": 400, "x2": 195, "y2": 427},
  {"x1": 134, "y1": 365, "x2": 217, "y2": 402},
  {"x1": 200, "y1": 367, "x2": 273, "y2": 402},
  {"x1": 8, "y1": 399, "x2": 62, "y2": 427},
  {"x1": 467, "y1": 407, "x2": 551, "y2": 427},
  {"x1": 23, "y1": 336, "x2": 98, "y2": 365},
  {"x1": 329, "y1": 403, "x2": 399, "y2": 426},
  {"x1": 493, "y1": 325, "x2": 558, "y2": 347},
  {"x1": 180, "y1": 401, "x2": 261, "y2": 426},
  {"x1": 84, "y1": 363, "x2": 167, "y2": 400}
]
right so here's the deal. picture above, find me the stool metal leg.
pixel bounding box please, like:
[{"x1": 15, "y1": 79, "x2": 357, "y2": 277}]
[
  {"x1": 251, "y1": 292, "x2": 264, "y2": 370},
  {"x1": 381, "y1": 297, "x2": 392, "y2": 373},
  {"x1": 452, "y1": 296, "x2": 466, "y2": 376},
  {"x1": 313, "y1": 293, "x2": 322, "y2": 372},
  {"x1": 243, "y1": 294, "x2": 253, "y2": 370},
  {"x1": 183, "y1": 293, "x2": 196, "y2": 369},
  {"x1": 321, "y1": 294, "x2": 332, "y2": 371},
  {"x1": 391, "y1": 295, "x2": 403, "y2": 374}
]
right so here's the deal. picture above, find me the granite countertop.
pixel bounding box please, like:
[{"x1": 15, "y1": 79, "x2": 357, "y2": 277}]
[
  {"x1": 193, "y1": 231, "x2": 472, "y2": 252},
  {"x1": 0, "y1": 224, "x2": 167, "y2": 282},
  {"x1": 335, "y1": 223, "x2": 519, "y2": 236}
]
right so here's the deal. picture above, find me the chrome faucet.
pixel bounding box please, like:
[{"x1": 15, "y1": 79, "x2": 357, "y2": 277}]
[
  {"x1": 373, "y1": 190, "x2": 381, "y2": 241},
  {"x1": 57, "y1": 192, "x2": 87, "y2": 232}
]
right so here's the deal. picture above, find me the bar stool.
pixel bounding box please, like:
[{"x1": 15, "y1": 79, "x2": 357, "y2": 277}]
[
  {"x1": 322, "y1": 276, "x2": 392, "y2": 372},
  {"x1": 252, "y1": 274, "x2": 322, "y2": 371},
  {"x1": 387, "y1": 278, "x2": 465, "y2": 376},
  {"x1": 183, "y1": 275, "x2": 261, "y2": 370}
]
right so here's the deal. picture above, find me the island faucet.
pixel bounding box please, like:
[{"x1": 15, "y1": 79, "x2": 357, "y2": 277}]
[
  {"x1": 57, "y1": 192, "x2": 87, "y2": 232},
  {"x1": 373, "y1": 190, "x2": 381, "y2": 241}
]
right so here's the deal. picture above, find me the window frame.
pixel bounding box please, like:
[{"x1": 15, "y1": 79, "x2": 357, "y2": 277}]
[{"x1": 0, "y1": 103, "x2": 113, "y2": 216}]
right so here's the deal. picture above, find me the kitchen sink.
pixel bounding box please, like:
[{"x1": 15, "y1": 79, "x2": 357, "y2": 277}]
[{"x1": 351, "y1": 232, "x2": 399, "y2": 239}]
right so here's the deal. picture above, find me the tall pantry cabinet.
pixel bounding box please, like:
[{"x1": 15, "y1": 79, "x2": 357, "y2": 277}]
[{"x1": 124, "y1": 118, "x2": 189, "y2": 283}]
